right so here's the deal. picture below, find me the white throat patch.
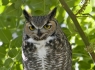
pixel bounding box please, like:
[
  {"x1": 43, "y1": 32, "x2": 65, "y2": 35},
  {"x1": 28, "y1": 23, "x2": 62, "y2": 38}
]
[{"x1": 26, "y1": 36, "x2": 55, "y2": 70}]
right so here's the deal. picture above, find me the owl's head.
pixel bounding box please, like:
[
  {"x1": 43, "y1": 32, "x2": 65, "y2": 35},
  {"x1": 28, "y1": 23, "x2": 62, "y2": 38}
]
[{"x1": 23, "y1": 8, "x2": 57, "y2": 41}]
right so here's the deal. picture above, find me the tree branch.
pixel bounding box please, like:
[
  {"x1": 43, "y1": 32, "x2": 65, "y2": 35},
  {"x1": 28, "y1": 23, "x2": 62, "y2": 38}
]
[{"x1": 59, "y1": 0, "x2": 95, "y2": 63}]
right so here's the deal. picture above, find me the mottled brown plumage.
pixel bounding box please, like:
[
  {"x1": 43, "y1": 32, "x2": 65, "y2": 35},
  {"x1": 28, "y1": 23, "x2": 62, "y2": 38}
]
[{"x1": 22, "y1": 8, "x2": 72, "y2": 70}]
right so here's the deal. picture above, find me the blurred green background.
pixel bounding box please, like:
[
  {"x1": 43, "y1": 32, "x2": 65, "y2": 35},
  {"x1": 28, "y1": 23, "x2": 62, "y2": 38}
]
[{"x1": 0, "y1": 0, "x2": 95, "y2": 70}]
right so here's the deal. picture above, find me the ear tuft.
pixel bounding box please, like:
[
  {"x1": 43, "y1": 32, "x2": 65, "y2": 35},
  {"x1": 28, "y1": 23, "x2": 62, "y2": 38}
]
[
  {"x1": 48, "y1": 7, "x2": 57, "y2": 19},
  {"x1": 23, "y1": 10, "x2": 31, "y2": 21}
]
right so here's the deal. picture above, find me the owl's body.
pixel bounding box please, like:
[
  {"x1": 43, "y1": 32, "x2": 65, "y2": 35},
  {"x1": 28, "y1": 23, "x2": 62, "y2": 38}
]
[{"x1": 22, "y1": 8, "x2": 72, "y2": 70}]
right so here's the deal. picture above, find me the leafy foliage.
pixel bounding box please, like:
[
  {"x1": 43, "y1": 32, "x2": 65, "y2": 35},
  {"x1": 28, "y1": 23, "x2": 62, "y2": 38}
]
[{"x1": 0, "y1": 0, "x2": 95, "y2": 70}]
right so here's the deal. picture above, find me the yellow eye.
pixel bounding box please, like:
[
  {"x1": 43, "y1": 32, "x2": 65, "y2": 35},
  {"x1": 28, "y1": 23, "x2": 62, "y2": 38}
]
[
  {"x1": 44, "y1": 24, "x2": 51, "y2": 29},
  {"x1": 29, "y1": 25, "x2": 35, "y2": 30}
]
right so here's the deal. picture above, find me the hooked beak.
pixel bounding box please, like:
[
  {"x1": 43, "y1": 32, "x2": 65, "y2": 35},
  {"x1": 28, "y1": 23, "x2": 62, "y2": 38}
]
[{"x1": 37, "y1": 29, "x2": 42, "y2": 37}]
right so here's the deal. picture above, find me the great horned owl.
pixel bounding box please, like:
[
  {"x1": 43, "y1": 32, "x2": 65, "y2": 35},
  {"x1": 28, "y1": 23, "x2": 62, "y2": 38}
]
[{"x1": 22, "y1": 8, "x2": 72, "y2": 70}]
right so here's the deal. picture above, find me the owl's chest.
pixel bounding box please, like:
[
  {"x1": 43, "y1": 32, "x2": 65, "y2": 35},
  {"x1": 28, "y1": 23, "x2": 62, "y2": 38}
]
[
  {"x1": 24, "y1": 37, "x2": 54, "y2": 70},
  {"x1": 32, "y1": 40, "x2": 48, "y2": 59},
  {"x1": 34, "y1": 42, "x2": 48, "y2": 70}
]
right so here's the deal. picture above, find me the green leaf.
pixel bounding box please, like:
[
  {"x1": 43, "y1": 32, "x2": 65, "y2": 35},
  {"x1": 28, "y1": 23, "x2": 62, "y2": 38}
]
[
  {"x1": 8, "y1": 48, "x2": 18, "y2": 58},
  {"x1": 0, "y1": 45, "x2": 7, "y2": 58},
  {"x1": 11, "y1": 0, "x2": 17, "y2": 3},
  {"x1": 0, "y1": 67, "x2": 8, "y2": 70},
  {"x1": 28, "y1": 0, "x2": 58, "y2": 15},
  {"x1": 0, "y1": 29, "x2": 12, "y2": 43},
  {"x1": 56, "y1": 7, "x2": 65, "y2": 23},
  {"x1": 0, "y1": 59, "x2": 3, "y2": 67},
  {"x1": 2, "y1": 0, "x2": 9, "y2": 5},
  {"x1": 79, "y1": 61, "x2": 91, "y2": 69},
  {"x1": 15, "y1": 50, "x2": 21, "y2": 61},
  {"x1": 65, "y1": 0, "x2": 81, "y2": 7},
  {"x1": 11, "y1": 36, "x2": 22, "y2": 48},
  {"x1": 3, "y1": 4, "x2": 22, "y2": 17},
  {"x1": 62, "y1": 27, "x2": 71, "y2": 39},
  {"x1": 16, "y1": 63, "x2": 22, "y2": 70},
  {"x1": 0, "y1": 6, "x2": 5, "y2": 14},
  {"x1": 4, "y1": 58, "x2": 13, "y2": 68},
  {"x1": 67, "y1": 17, "x2": 77, "y2": 34},
  {"x1": 10, "y1": 61, "x2": 23, "y2": 70},
  {"x1": 0, "y1": 16, "x2": 18, "y2": 28},
  {"x1": 14, "y1": 0, "x2": 22, "y2": 9},
  {"x1": 83, "y1": 4, "x2": 92, "y2": 13}
]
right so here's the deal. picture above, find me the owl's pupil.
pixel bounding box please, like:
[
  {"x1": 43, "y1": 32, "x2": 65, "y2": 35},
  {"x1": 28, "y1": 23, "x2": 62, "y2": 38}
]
[
  {"x1": 31, "y1": 25, "x2": 35, "y2": 29},
  {"x1": 29, "y1": 25, "x2": 35, "y2": 30},
  {"x1": 45, "y1": 25, "x2": 49, "y2": 27}
]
